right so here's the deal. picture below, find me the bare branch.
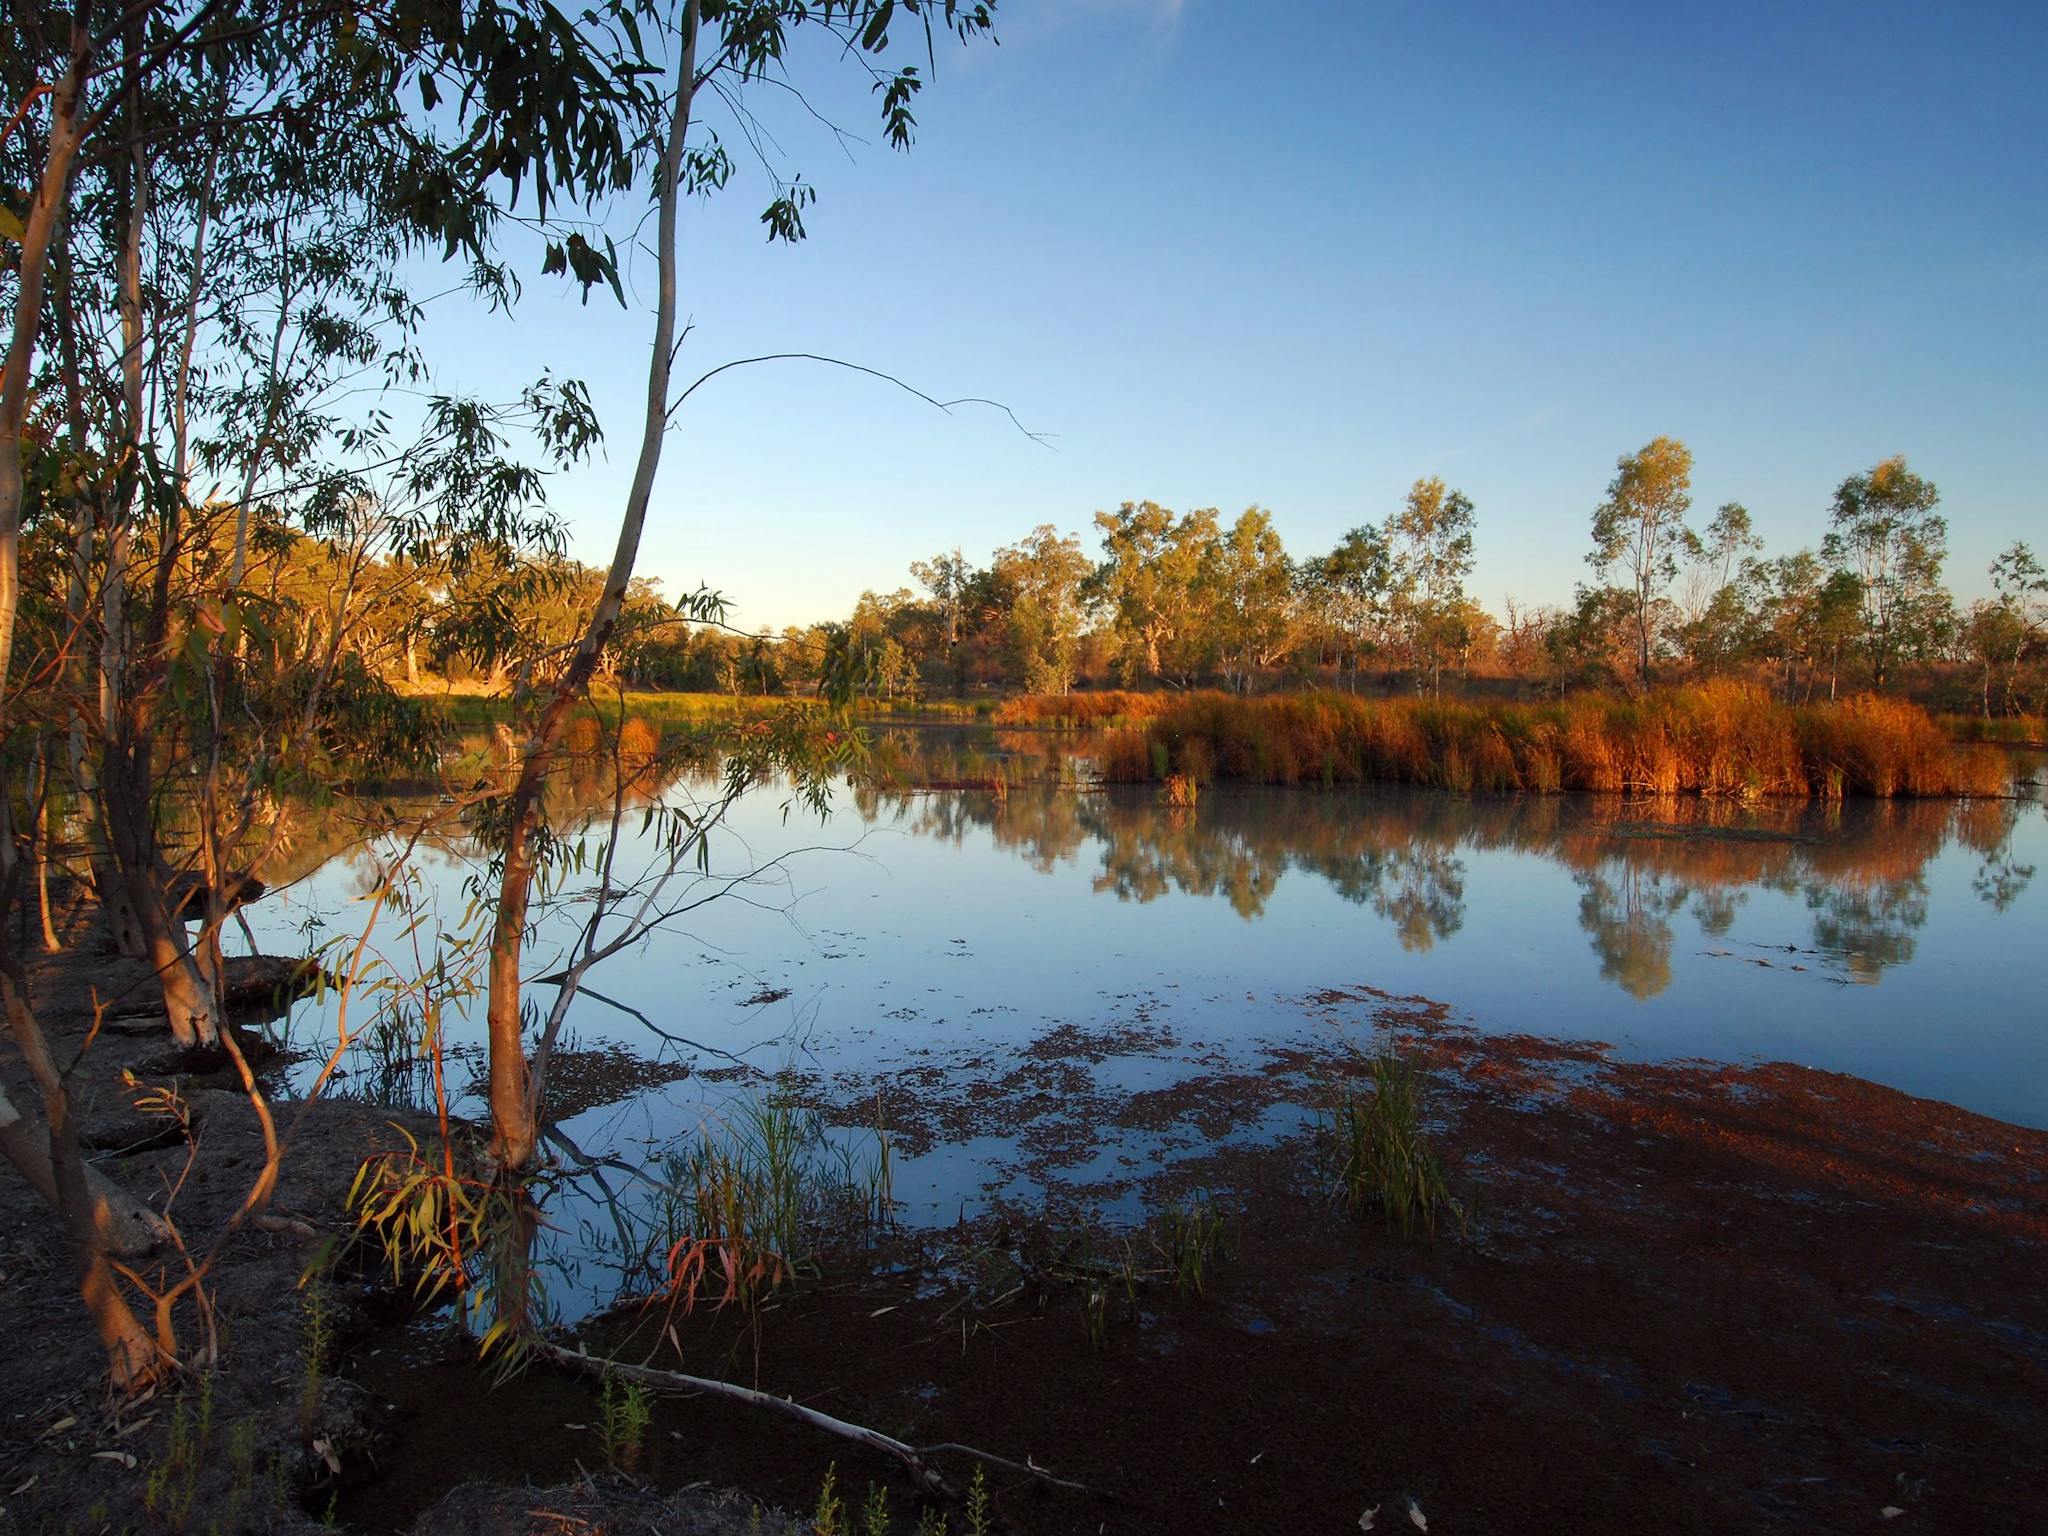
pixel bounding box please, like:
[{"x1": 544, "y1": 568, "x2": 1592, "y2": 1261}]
[{"x1": 668, "y1": 351, "x2": 1054, "y2": 449}]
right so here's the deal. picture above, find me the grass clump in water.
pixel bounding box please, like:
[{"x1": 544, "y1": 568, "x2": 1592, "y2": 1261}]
[
  {"x1": 649, "y1": 1091, "x2": 893, "y2": 1318},
  {"x1": 1098, "y1": 684, "x2": 2011, "y2": 799},
  {"x1": 1155, "y1": 1188, "x2": 1234, "y2": 1298},
  {"x1": 1328, "y1": 1047, "x2": 1462, "y2": 1237}
]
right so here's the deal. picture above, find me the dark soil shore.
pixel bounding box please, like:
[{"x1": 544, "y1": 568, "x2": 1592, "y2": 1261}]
[
  {"x1": 4, "y1": 937, "x2": 2043, "y2": 1535},
  {"x1": 345, "y1": 1002, "x2": 2046, "y2": 1536}
]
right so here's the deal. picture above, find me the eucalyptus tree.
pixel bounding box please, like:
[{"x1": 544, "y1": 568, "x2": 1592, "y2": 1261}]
[
  {"x1": 1549, "y1": 584, "x2": 1638, "y2": 691},
  {"x1": 1675, "y1": 499, "x2": 1759, "y2": 628},
  {"x1": 472, "y1": 0, "x2": 1002, "y2": 1206},
  {"x1": 0, "y1": 0, "x2": 638, "y2": 1392},
  {"x1": 994, "y1": 524, "x2": 1091, "y2": 694},
  {"x1": 1588, "y1": 436, "x2": 1693, "y2": 688},
  {"x1": 1208, "y1": 506, "x2": 1293, "y2": 694},
  {"x1": 0, "y1": 0, "x2": 818, "y2": 1388},
  {"x1": 1987, "y1": 540, "x2": 2045, "y2": 714},
  {"x1": 910, "y1": 546, "x2": 974, "y2": 689},
  {"x1": 3, "y1": 0, "x2": 669, "y2": 1060},
  {"x1": 1961, "y1": 599, "x2": 2025, "y2": 720},
  {"x1": 1820, "y1": 456, "x2": 1947, "y2": 690},
  {"x1": 13, "y1": 0, "x2": 1008, "y2": 1394},
  {"x1": 1091, "y1": 499, "x2": 1220, "y2": 686},
  {"x1": 1299, "y1": 525, "x2": 1393, "y2": 690},
  {"x1": 1387, "y1": 476, "x2": 1475, "y2": 697},
  {"x1": 2, "y1": 0, "x2": 678, "y2": 716},
  {"x1": 1752, "y1": 550, "x2": 1863, "y2": 702},
  {"x1": 845, "y1": 588, "x2": 920, "y2": 697}
]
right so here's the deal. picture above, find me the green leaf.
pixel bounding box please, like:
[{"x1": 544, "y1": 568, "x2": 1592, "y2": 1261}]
[{"x1": 862, "y1": 1, "x2": 895, "y2": 51}]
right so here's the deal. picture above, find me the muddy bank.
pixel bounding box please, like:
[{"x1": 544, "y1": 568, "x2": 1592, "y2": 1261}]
[
  {"x1": 5, "y1": 940, "x2": 2044, "y2": 1535},
  {"x1": 343, "y1": 1001, "x2": 2045, "y2": 1536},
  {"x1": 0, "y1": 917, "x2": 414, "y2": 1534},
  {"x1": 0, "y1": 1075, "x2": 421, "y2": 1535}
]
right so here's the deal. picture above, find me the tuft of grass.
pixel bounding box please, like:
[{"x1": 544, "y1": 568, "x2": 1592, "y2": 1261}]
[
  {"x1": 813, "y1": 1462, "x2": 845, "y2": 1536},
  {"x1": 1155, "y1": 1189, "x2": 1233, "y2": 1299},
  {"x1": 963, "y1": 1466, "x2": 992, "y2": 1536},
  {"x1": 298, "y1": 1279, "x2": 334, "y2": 1436},
  {"x1": 994, "y1": 690, "x2": 1180, "y2": 730},
  {"x1": 651, "y1": 1091, "x2": 894, "y2": 1319},
  {"x1": 1939, "y1": 712, "x2": 2045, "y2": 746},
  {"x1": 1080, "y1": 1280, "x2": 1112, "y2": 1351},
  {"x1": 861, "y1": 1483, "x2": 893, "y2": 1536},
  {"x1": 807, "y1": 1473, "x2": 955, "y2": 1535},
  {"x1": 1329, "y1": 1048, "x2": 1461, "y2": 1237},
  {"x1": 142, "y1": 1373, "x2": 215, "y2": 1530},
  {"x1": 597, "y1": 1370, "x2": 652, "y2": 1474}
]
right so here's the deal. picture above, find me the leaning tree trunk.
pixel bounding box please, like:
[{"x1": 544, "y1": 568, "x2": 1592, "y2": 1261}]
[
  {"x1": 0, "y1": 42, "x2": 91, "y2": 715},
  {"x1": 484, "y1": 3, "x2": 700, "y2": 1179},
  {"x1": 53, "y1": 222, "x2": 149, "y2": 961},
  {"x1": 90, "y1": 105, "x2": 218, "y2": 1046},
  {"x1": 30, "y1": 737, "x2": 61, "y2": 952}
]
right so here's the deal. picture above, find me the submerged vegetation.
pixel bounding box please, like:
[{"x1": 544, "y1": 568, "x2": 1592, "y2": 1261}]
[
  {"x1": 1098, "y1": 684, "x2": 2011, "y2": 799},
  {"x1": 1156, "y1": 1188, "x2": 1235, "y2": 1299}
]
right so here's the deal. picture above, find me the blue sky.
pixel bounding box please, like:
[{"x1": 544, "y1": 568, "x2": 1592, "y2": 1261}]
[{"x1": 420, "y1": 0, "x2": 2046, "y2": 633}]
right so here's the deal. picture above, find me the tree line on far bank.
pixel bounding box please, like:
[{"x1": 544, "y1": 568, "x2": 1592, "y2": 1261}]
[{"x1": 302, "y1": 442, "x2": 2043, "y2": 717}]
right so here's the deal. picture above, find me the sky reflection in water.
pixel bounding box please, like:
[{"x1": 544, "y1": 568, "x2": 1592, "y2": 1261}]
[{"x1": 243, "y1": 732, "x2": 2044, "y2": 1309}]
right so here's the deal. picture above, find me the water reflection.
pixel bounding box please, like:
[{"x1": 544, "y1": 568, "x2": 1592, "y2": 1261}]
[
  {"x1": 1959, "y1": 795, "x2": 2038, "y2": 914},
  {"x1": 250, "y1": 723, "x2": 2041, "y2": 1014},
  {"x1": 242, "y1": 725, "x2": 2048, "y2": 1180},
  {"x1": 858, "y1": 769, "x2": 2038, "y2": 999},
  {"x1": 1576, "y1": 867, "x2": 1685, "y2": 1000}
]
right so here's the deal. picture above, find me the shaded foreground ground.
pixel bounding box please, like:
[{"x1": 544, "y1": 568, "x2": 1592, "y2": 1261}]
[
  {"x1": 353, "y1": 995, "x2": 2046, "y2": 1535},
  {"x1": 3, "y1": 957, "x2": 2044, "y2": 1534}
]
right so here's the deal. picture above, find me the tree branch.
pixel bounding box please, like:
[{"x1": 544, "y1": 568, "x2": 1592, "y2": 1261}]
[
  {"x1": 667, "y1": 351, "x2": 1054, "y2": 450},
  {"x1": 535, "y1": 1340, "x2": 1104, "y2": 1508}
]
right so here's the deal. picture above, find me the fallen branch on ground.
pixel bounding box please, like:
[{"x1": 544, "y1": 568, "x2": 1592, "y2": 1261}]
[{"x1": 533, "y1": 1339, "x2": 1104, "y2": 1510}]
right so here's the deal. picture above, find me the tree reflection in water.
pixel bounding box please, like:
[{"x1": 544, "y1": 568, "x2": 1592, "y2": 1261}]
[
  {"x1": 853, "y1": 733, "x2": 2038, "y2": 999},
  {"x1": 240, "y1": 724, "x2": 2037, "y2": 1007}
]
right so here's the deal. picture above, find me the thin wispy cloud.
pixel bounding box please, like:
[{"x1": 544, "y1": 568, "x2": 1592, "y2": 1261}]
[{"x1": 1004, "y1": 0, "x2": 1188, "y2": 49}]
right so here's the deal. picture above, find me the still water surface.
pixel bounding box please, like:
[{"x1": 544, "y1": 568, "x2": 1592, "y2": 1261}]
[{"x1": 241, "y1": 730, "x2": 2044, "y2": 1303}]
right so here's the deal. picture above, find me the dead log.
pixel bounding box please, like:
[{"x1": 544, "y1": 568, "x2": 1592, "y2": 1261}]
[{"x1": 533, "y1": 1340, "x2": 1101, "y2": 1514}]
